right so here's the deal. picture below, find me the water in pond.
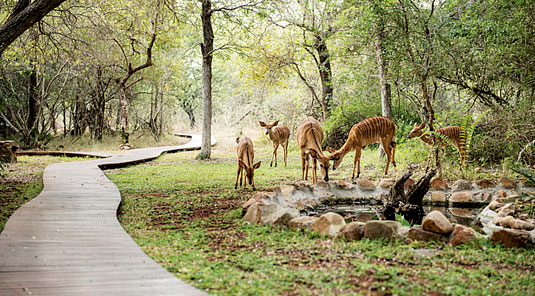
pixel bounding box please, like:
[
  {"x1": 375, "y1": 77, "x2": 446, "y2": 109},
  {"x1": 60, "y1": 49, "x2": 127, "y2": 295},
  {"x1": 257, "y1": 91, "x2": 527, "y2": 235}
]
[{"x1": 302, "y1": 203, "x2": 485, "y2": 227}]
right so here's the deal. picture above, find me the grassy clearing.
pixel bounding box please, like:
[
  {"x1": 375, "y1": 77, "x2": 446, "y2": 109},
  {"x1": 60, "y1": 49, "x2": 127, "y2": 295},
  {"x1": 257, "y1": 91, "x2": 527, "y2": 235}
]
[{"x1": 107, "y1": 140, "x2": 535, "y2": 295}]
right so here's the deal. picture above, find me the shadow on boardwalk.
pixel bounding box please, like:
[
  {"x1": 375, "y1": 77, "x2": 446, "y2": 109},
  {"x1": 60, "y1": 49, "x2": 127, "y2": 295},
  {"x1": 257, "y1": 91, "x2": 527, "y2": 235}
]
[{"x1": 0, "y1": 134, "x2": 214, "y2": 296}]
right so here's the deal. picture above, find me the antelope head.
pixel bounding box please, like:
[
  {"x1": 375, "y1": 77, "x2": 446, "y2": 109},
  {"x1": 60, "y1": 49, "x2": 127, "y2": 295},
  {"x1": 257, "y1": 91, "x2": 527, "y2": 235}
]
[
  {"x1": 326, "y1": 147, "x2": 343, "y2": 170},
  {"x1": 308, "y1": 148, "x2": 330, "y2": 182},
  {"x1": 259, "y1": 120, "x2": 278, "y2": 135},
  {"x1": 239, "y1": 159, "x2": 261, "y2": 186},
  {"x1": 408, "y1": 122, "x2": 426, "y2": 139}
]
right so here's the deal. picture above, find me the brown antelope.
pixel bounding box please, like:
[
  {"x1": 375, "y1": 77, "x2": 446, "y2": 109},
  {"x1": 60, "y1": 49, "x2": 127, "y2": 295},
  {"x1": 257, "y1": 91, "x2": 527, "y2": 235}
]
[
  {"x1": 259, "y1": 121, "x2": 290, "y2": 167},
  {"x1": 235, "y1": 137, "x2": 261, "y2": 190},
  {"x1": 327, "y1": 116, "x2": 397, "y2": 180},
  {"x1": 296, "y1": 117, "x2": 331, "y2": 183},
  {"x1": 407, "y1": 122, "x2": 466, "y2": 170}
]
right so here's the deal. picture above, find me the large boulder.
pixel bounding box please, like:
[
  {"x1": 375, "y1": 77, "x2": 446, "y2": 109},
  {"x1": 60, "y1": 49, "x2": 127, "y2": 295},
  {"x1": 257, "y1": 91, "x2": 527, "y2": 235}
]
[
  {"x1": 243, "y1": 202, "x2": 262, "y2": 224},
  {"x1": 289, "y1": 216, "x2": 318, "y2": 230},
  {"x1": 341, "y1": 222, "x2": 365, "y2": 241},
  {"x1": 364, "y1": 220, "x2": 401, "y2": 240},
  {"x1": 311, "y1": 212, "x2": 346, "y2": 237},
  {"x1": 408, "y1": 227, "x2": 450, "y2": 243},
  {"x1": 449, "y1": 224, "x2": 478, "y2": 247},
  {"x1": 422, "y1": 211, "x2": 454, "y2": 234},
  {"x1": 491, "y1": 228, "x2": 530, "y2": 248},
  {"x1": 243, "y1": 202, "x2": 299, "y2": 225}
]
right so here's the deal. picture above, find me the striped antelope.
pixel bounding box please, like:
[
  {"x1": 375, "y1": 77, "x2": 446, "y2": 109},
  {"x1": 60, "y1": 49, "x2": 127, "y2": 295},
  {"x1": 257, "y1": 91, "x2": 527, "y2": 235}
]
[
  {"x1": 327, "y1": 116, "x2": 397, "y2": 180},
  {"x1": 259, "y1": 120, "x2": 290, "y2": 167},
  {"x1": 296, "y1": 117, "x2": 331, "y2": 183},
  {"x1": 407, "y1": 122, "x2": 466, "y2": 170},
  {"x1": 235, "y1": 137, "x2": 261, "y2": 190}
]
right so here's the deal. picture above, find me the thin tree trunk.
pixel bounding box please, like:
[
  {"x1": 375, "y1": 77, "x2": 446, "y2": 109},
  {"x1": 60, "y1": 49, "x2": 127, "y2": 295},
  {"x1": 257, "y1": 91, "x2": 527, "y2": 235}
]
[
  {"x1": 315, "y1": 33, "x2": 333, "y2": 120},
  {"x1": 27, "y1": 67, "x2": 38, "y2": 133},
  {"x1": 375, "y1": 26, "x2": 392, "y2": 120},
  {"x1": 199, "y1": 0, "x2": 214, "y2": 159}
]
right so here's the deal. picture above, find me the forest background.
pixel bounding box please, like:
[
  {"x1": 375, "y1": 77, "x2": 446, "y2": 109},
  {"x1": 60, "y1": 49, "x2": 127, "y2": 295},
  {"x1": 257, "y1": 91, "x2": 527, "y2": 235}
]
[{"x1": 1, "y1": 0, "x2": 534, "y2": 167}]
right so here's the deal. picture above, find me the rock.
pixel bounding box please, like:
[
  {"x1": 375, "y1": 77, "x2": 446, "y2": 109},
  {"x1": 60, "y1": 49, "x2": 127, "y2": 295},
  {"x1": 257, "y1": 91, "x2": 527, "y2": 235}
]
[
  {"x1": 452, "y1": 180, "x2": 473, "y2": 191},
  {"x1": 491, "y1": 228, "x2": 530, "y2": 248},
  {"x1": 253, "y1": 191, "x2": 277, "y2": 200},
  {"x1": 289, "y1": 216, "x2": 318, "y2": 230},
  {"x1": 473, "y1": 192, "x2": 493, "y2": 203},
  {"x1": 431, "y1": 192, "x2": 446, "y2": 203},
  {"x1": 341, "y1": 222, "x2": 365, "y2": 241},
  {"x1": 356, "y1": 179, "x2": 376, "y2": 191},
  {"x1": 450, "y1": 208, "x2": 473, "y2": 218},
  {"x1": 379, "y1": 178, "x2": 395, "y2": 189},
  {"x1": 510, "y1": 219, "x2": 535, "y2": 231},
  {"x1": 494, "y1": 216, "x2": 515, "y2": 228},
  {"x1": 315, "y1": 180, "x2": 329, "y2": 188},
  {"x1": 404, "y1": 178, "x2": 415, "y2": 190},
  {"x1": 449, "y1": 224, "x2": 478, "y2": 247},
  {"x1": 294, "y1": 180, "x2": 312, "y2": 190},
  {"x1": 242, "y1": 198, "x2": 263, "y2": 215},
  {"x1": 422, "y1": 211, "x2": 454, "y2": 234},
  {"x1": 450, "y1": 192, "x2": 473, "y2": 203},
  {"x1": 280, "y1": 185, "x2": 296, "y2": 197},
  {"x1": 398, "y1": 226, "x2": 410, "y2": 238},
  {"x1": 331, "y1": 179, "x2": 355, "y2": 190},
  {"x1": 489, "y1": 200, "x2": 505, "y2": 210},
  {"x1": 496, "y1": 190, "x2": 507, "y2": 199},
  {"x1": 311, "y1": 212, "x2": 346, "y2": 237},
  {"x1": 243, "y1": 202, "x2": 262, "y2": 224},
  {"x1": 430, "y1": 177, "x2": 448, "y2": 190},
  {"x1": 476, "y1": 179, "x2": 494, "y2": 188},
  {"x1": 364, "y1": 220, "x2": 401, "y2": 240},
  {"x1": 273, "y1": 210, "x2": 300, "y2": 227},
  {"x1": 408, "y1": 227, "x2": 450, "y2": 243},
  {"x1": 496, "y1": 207, "x2": 514, "y2": 217},
  {"x1": 498, "y1": 177, "x2": 516, "y2": 188}
]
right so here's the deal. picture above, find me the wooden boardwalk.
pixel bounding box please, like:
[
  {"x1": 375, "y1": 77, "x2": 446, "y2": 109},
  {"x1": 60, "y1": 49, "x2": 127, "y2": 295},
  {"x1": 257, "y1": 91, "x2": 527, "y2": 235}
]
[{"x1": 0, "y1": 134, "x2": 215, "y2": 296}]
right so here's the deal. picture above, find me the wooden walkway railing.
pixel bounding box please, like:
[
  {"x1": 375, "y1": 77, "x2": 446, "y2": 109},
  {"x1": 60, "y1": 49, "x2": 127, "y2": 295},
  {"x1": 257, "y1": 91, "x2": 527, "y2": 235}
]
[{"x1": 0, "y1": 134, "x2": 215, "y2": 296}]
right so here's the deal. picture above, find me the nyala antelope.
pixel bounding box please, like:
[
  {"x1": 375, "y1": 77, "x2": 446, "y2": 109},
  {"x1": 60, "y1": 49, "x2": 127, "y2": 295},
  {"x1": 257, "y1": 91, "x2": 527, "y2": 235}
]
[
  {"x1": 407, "y1": 122, "x2": 466, "y2": 170},
  {"x1": 327, "y1": 116, "x2": 397, "y2": 180},
  {"x1": 235, "y1": 137, "x2": 261, "y2": 190},
  {"x1": 259, "y1": 120, "x2": 290, "y2": 167},
  {"x1": 296, "y1": 117, "x2": 331, "y2": 183}
]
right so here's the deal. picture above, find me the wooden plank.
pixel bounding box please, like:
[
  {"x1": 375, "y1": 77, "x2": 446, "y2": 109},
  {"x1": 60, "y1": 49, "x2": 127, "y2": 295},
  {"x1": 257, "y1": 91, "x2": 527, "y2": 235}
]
[{"x1": 0, "y1": 134, "x2": 215, "y2": 295}]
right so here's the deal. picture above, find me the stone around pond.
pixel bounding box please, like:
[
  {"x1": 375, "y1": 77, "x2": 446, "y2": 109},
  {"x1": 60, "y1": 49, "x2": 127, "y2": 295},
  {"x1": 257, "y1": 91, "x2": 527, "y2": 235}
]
[
  {"x1": 331, "y1": 180, "x2": 355, "y2": 190},
  {"x1": 449, "y1": 224, "x2": 478, "y2": 247},
  {"x1": 498, "y1": 176, "x2": 517, "y2": 189},
  {"x1": 356, "y1": 179, "x2": 376, "y2": 191},
  {"x1": 289, "y1": 216, "x2": 318, "y2": 230},
  {"x1": 450, "y1": 192, "x2": 473, "y2": 203},
  {"x1": 363, "y1": 220, "x2": 400, "y2": 240},
  {"x1": 476, "y1": 179, "x2": 495, "y2": 189},
  {"x1": 430, "y1": 177, "x2": 448, "y2": 190},
  {"x1": 280, "y1": 185, "x2": 296, "y2": 197},
  {"x1": 422, "y1": 211, "x2": 454, "y2": 235},
  {"x1": 450, "y1": 208, "x2": 473, "y2": 218},
  {"x1": 452, "y1": 180, "x2": 473, "y2": 191},
  {"x1": 431, "y1": 192, "x2": 446, "y2": 203},
  {"x1": 408, "y1": 227, "x2": 450, "y2": 243},
  {"x1": 311, "y1": 212, "x2": 346, "y2": 237},
  {"x1": 341, "y1": 222, "x2": 365, "y2": 241},
  {"x1": 491, "y1": 228, "x2": 531, "y2": 248},
  {"x1": 379, "y1": 178, "x2": 395, "y2": 189}
]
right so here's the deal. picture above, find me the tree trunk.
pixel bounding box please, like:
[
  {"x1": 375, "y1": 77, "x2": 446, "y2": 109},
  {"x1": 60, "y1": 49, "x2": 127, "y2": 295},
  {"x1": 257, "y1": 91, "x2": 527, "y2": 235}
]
[
  {"x1": 375, "y1": 30, "x2": 392, "y2": 120},
  {"x1": 315, "y1": 33, "x2": 333, "y2": 120},
  {"x1": 0, "y1": 0, "x2": 67, "y2": 54},
  {"x1": 27, "y1": 67, "x2": 38, "y2": 134},
  {"x1": 199, "y1": 0, "x2": 214, "y2": 159}
]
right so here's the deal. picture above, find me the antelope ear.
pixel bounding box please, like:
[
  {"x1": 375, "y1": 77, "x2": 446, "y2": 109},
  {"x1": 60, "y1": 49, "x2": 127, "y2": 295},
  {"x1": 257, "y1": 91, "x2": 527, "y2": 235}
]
[
  {"x1": 414, "y1": 122, "x2": 419, "y2": 128},
  {"x1": 419, "y1": 122, "x2": 426, "y2": 129},
  {"x1": 238, "y1": 159, "x2": 246, "y2": 168},
  {"x1": 253, "y1": 161, "x2": 261, "y2": 169},
  {"x1": 272, "y1": 121, "x2": 279, "y2": 126},
  {"x1": 236, "y1": 137, "x2": 240, "y2": 144},
  {"x1": 259, "y1": 121, "x2": 266, "y2": 127},
  {"x1": 327, "y1": 147, "x2": 336, "y2": 153}
]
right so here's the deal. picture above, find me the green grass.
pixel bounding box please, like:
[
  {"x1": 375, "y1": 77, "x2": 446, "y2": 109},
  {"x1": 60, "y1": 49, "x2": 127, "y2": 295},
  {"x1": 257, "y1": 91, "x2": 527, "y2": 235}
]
[{"x1": 106, "y1": 146, "x2": 535, "y2": 295}]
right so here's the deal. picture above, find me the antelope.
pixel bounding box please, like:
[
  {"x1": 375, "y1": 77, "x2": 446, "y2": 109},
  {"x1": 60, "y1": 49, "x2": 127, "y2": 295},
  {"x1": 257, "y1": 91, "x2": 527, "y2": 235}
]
[
  {"x1": 259, "y1": 120, "x2": 290, "y2": 167},
  {"x1": 235, "y1": 137, "x2": 261, "y2": 190},
  {"x1": 296, "y1": 117, "x2": 331, "y2": 183},
  {"x1": 327, "y1": 116, "x2": 397, "y2": 180},
  {"x1": 407, "y1": 122, "x2": 466, "y2": 170}
]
